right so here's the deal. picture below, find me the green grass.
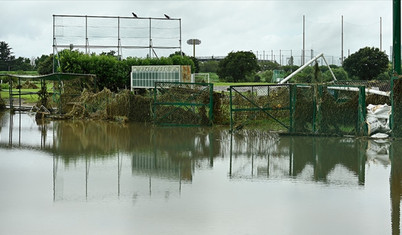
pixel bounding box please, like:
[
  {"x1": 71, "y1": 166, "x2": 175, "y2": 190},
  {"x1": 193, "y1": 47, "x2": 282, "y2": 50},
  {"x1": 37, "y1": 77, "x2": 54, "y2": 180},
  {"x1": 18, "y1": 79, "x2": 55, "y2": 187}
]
[
  {"x1": 0, "y1": 71, "x2": 39, "y2": 75},
  {"x1": 213, "y1": 82, "x2": 272, "y2": 86},
  {"x1": 1, "y1": 89, "x2": 40, "y2": 104},
  {"x1": 204, "y1": 73, "x2": 274, "y2": 86},
  {"x1": 0, "y1": 82, "x2": 54, "y2": 105}
]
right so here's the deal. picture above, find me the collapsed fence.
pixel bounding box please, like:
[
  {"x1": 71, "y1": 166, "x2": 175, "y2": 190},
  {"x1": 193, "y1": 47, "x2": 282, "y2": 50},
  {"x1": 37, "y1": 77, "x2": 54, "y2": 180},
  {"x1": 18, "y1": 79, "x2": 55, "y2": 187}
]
[
  {"x1": 153, "y1": 82, "x2": 214, "y2": 126},
  {"x1": 2, "y1": 72, "x2": 402, "y2": 138},
  {"x1": 2, "y1": 73, "x2": 97, "y2": 113},
  {"x1": 228, "y1": 83, "x2": 393, "y2": 136}
]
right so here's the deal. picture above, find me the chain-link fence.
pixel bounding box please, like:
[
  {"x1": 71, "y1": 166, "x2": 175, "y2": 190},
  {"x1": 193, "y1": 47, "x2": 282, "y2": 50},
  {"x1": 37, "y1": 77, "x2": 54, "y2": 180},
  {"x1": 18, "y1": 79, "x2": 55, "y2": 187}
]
[
  {"x1": 229, "y1": 84, "x2": 368, "y2": 136},
  {"x1": 294, "y1": 84, "x2": 367, "y2": 136},
  {"x1": 391, "y1": 78, "x2": 402, "y2": 137},
  {"x1": 50, "y1": 74, "x2": 97, "y2": 114},
  {"x1": 3, "y1": 73, "x2": 97, "y2": 113},
  {"x1": 229, "y1": 85, "x2": 292, "y2": 132},
  {"x1": 153, "y1": 82, "x2": 214, "y2": 126}
]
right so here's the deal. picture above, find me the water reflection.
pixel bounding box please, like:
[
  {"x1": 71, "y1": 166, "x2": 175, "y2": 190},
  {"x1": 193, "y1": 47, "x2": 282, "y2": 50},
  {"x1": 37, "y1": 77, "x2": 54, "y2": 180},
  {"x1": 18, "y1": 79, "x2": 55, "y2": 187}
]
[
  {"x1": 229, "y1": 132, "x2": 368, "y2": 186},
  {"x1": 391, "y1": 143, "x2": 402, "y2": 235},
  {"x1": 0, "y1": 111, "x2": 401, "y2": 233}
]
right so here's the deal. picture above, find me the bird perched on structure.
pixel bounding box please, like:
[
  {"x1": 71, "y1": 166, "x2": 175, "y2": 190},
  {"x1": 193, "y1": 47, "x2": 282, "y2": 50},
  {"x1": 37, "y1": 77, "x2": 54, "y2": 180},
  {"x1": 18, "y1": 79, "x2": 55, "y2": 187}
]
[
  {"x1": 164, "y1": 14, "x2": 170, "y2": 19},
  {"x1": 132, "y1": 12, "x2": 138, "y2": 18}
]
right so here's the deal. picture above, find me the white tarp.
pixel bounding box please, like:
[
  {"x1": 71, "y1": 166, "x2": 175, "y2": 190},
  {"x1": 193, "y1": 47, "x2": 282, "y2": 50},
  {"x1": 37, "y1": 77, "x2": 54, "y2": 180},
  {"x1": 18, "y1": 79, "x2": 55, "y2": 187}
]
[
  {"x1": 366, "y1": 104, "x2": 391, "y2": 137},
  {"x1": 366, "y1": 139, "x2": 390, "y2": 166}
]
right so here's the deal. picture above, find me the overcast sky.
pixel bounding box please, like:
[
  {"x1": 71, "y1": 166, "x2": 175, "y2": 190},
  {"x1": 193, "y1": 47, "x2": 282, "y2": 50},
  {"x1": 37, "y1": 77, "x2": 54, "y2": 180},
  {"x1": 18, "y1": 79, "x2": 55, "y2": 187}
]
[{"x1": 0, "y1": 0, "x2": 393, "y2": 65}]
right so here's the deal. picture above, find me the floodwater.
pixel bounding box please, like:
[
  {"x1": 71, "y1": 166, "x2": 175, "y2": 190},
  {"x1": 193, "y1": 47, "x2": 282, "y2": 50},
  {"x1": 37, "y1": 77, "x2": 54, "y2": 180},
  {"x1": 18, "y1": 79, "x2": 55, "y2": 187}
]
[{"x1": 0, "y1": 111, "x2": 400, "y2": 235}]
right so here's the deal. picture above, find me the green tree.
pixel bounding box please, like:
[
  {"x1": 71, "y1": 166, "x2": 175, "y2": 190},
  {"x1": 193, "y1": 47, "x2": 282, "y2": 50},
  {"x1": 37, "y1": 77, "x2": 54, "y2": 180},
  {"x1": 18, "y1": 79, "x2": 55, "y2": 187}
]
[
  {"x1": 57, "y1": 49, "x2": 194, "y2": 91},
  {"x1": 217, "y1": 51, "x2": 260, "y2": 82},
  {"x1": 11, "y1": 57, "x2": 34, "y2": 71},
  {"x1": 259, "y1": 60, "x2": 280, "y2": 71},
  {"x1": 343, "y1": 47, "x2": 389, "y2": 80},
  {"x1": 36, "y1": 54, "x2": 54, "y2": 74},
  {"x1": 323, "y1": 67, "x2": 349, "y2": 81},
  {"x1": 199, "y1": 60, "x2": 219, "y2": 73},
  {"x1": 190, "y1": 57, "x2": 200, "y2": 73},
  {"x1": 0, "y1": 41, "x2": 14, "y2": 70}
]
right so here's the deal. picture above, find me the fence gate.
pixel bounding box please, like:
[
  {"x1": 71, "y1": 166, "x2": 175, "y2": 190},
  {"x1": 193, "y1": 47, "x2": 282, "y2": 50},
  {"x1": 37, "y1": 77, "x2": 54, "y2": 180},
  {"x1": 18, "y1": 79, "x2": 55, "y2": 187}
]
[
  {"x1": 153, "y1": 82, "x2": 214, "y2": 126},
  {"x1": 229, "y1": 84, "x2": 294, "y2": 132}
]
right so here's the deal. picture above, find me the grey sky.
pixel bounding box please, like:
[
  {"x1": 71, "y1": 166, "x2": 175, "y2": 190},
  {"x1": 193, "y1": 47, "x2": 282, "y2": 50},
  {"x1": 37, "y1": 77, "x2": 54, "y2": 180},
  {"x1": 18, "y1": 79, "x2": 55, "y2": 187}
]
[{"x1": 0, "y1": 0, "x2": 393, "y2": 64}]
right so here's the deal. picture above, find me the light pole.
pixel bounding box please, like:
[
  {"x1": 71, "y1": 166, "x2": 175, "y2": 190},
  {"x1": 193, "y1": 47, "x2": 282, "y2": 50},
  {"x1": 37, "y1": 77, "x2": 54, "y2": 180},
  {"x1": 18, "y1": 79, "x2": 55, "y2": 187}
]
[{"x1": 187, "y1": 39, "x2": 201, "y2": 57}]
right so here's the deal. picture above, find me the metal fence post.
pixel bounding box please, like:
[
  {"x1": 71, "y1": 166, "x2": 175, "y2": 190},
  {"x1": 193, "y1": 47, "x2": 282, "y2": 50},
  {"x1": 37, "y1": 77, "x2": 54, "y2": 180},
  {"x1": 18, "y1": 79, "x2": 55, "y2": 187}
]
[
  {"x1": 209, "y1": 83, "x2": 214, "y2": 125},
  {"x1": 289, "y1": 84, "x2": 296, "y2": 133},
  {"x1": 391, "y1": 77, "x2": 396, "y2": 133},
  {"x1": 358, "y1": 86, "x2": 367, "y2": 136},
  {"x1": 229, "y1": 86, "x2": 233, "y2": 132},
  {"x1": 153, "y1": 82, "x2": 158, "y2": 124},
  {"x1": 315, "y1": 85, "x2": 323, "y2": 133}
]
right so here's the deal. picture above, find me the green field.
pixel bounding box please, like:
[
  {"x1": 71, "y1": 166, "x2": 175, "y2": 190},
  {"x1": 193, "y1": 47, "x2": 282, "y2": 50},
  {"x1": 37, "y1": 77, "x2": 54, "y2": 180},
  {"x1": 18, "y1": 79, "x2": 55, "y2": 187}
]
[
  {"x1": 0, "y1": 71, "x2": 39, "y2": 76},
  {"x1": 0, "y1": 81, "x2": 53, "y2": 105}
]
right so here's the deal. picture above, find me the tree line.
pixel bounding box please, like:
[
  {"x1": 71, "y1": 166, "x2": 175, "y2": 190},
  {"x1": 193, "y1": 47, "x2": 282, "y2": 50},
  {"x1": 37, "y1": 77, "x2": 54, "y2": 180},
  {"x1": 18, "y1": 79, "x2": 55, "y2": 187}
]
[
  {"x1": 0, "y1": 41, "x2": 37, "y2": 71},
  {"x1": 0, "y1": 41, "x2": 197, "y2": 91},
  {"x1": 200, "y1": 47, "x2": 390, "y2": 82},
  {"x1": 0, "y1": 40, "x2": 392, "y2": 90}
]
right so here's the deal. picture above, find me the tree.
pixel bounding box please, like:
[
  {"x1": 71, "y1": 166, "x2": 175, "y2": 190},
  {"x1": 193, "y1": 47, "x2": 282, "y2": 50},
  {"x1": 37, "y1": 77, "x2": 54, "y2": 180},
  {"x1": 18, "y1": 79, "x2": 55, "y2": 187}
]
[
  {"x1": 36, "y1": 54, "x2": 54, "y2": 75},
  {"x1": 217, "y1": 51, "x2": 260, "y2": 82},
  {"x1": 259, "y1": 60, "x2": 280, "y2": 71},
  {"x1": 343, "y1": 47, "x2": 389, "y2": 80},
  {"x1": 0, "y1": 41, "x2": 14, "y2": 70},
  {"x1": 199, "y1": 60, "x2": 219, "y2": 73}
]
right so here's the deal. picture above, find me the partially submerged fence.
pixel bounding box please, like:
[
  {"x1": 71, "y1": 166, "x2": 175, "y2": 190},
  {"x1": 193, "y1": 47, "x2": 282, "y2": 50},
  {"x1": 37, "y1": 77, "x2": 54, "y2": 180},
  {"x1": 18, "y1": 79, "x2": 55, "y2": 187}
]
[
  {"x1": 229, "y1": 84, "x2": 368, "y2": 136},
  {"x1": 392, "y1": 77, "x2": 402, "y2": 137},
  {"x1": 153, "y1": 82, "x2": 214, "y2": 126},
  {"x1": 293, "y1": 84, "x2": 367, "y2": 136},
  {"x1": 3, "y1": 73, "x2": 96, "y2": 113},
  {"x1": 229, "y1": 84, "x2": 293, "y2": 132}
]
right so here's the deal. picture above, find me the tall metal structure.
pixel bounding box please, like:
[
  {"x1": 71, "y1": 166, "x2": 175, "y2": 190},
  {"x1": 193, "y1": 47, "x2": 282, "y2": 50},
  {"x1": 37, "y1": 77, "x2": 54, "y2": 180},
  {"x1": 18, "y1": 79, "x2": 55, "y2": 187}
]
[
  {"x1": 341, "y1": 15, "x2": 344, "y2": 65},
  {"x1": 302, "y1": 15, "x2": 306, "y2": 65},
  {"x1": 393, "y1": 0, "x2": 401, "y2": 75},
  {"x1": 186, "y1": 39, "x2": 201, "y2": 57},
  {"x1": 52, "y1": 14, "x2": 182, "y2": 69}
]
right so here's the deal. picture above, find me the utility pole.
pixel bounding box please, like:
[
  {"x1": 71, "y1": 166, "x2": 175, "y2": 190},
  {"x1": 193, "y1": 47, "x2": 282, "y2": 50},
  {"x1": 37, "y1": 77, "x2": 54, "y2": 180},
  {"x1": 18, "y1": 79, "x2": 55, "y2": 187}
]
[
  {"x1": 302, "y1": 15, "x2": 305, "y2": 65},
  {"x1": 380, "y1": 17, "x2": 383, "y2": 51},
  {"x1": 394, "y1": 0, "x2": 401, "y2": 75},
  {"x1": 341, "y1": 15, "x2": 344, "y2": 65}
]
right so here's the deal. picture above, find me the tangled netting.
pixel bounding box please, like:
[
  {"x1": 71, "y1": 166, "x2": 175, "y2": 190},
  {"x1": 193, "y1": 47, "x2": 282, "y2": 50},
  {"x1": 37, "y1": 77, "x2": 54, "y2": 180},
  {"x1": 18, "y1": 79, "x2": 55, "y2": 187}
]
[
  {"x1": 0, "y1": 94, "x2": 5, "y2": 110},
  {"x1": 393, "y1": 78, "x2": 402, "y2": 137},
  {"x1": 64, "y1": 88, "x2": 152, "y2": 122},
  {"x1": 152, "y1": 82, "x2": 215, "y2": 126}
]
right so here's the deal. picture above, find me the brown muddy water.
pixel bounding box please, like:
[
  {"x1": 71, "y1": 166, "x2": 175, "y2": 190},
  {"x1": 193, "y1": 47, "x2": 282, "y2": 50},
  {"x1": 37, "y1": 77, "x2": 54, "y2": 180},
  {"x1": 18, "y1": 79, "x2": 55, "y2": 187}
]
[{"x1": 0, "y1": 111, "x2": 400, "y2": 235}]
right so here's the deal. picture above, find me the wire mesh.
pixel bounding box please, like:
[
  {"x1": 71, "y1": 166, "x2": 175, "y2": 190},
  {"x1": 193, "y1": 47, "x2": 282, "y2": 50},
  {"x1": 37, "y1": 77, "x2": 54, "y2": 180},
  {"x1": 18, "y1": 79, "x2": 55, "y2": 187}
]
[
  {"x1": 392, "y1": 78, "x2": 402, "y2": 137},
  {"x1": 229, "y1": 84, "x2": 367, "y2": 136},
  {"x1": 230, "y1": 85, "x2": 291, "y2": 132},
  {"x1": 153, "y1": 82, "x2": 213, "y2": 126},
  {"x1": 53, "y1": 15, "x2": 181, "y2": 58},
  {"x1": 293, "y1": 84, "x2": 367, "y2": 136},
  {"x1": 53, "y1": 75, "x2": 97, "y2": 114}
]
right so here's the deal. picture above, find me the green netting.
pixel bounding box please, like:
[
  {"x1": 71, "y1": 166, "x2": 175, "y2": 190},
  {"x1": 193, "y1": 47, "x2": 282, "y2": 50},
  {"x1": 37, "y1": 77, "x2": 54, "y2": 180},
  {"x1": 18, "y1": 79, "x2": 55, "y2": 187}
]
[
  {"x1": 392, "y1": 77, "x2": 402, "y2": 137},
  {"x1": 229, "y1": 84, "x2": 367, "y2": 136},
  {"x1": 0, "y1": 92, "x2": 5, "y2": 110},
  {"x1": 55, "y1": 75, "x2": 97, "y2": 114},
  {"x1": 293, "y1": 86, "x2": 315, "y2": 133},
  {"x1": 293, "y1": 84, "x2": 367, "y2": 136},
  {"x1": 64, "y1": 88, "x2": 152, "y2": 122},
  {"x1": 229, "y1": 85, "x2": 291, "y2": 132},
  {"x1": 153, "y1": 82, "x2": 214, "y2": 126},
  {"x1": 4, "y1": 73, "x2": 97, "y2": 113}
]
